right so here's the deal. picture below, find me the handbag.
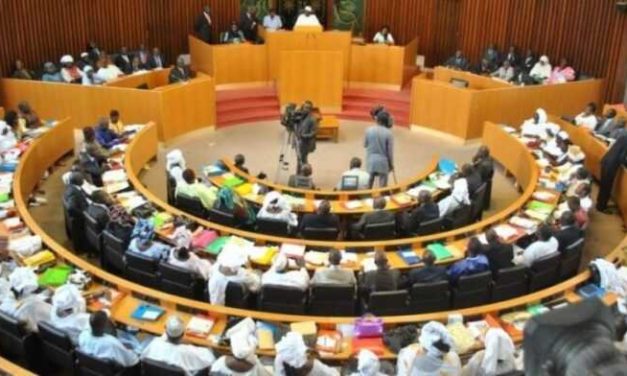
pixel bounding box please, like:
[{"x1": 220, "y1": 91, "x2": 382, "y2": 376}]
[
  {"x1": 382, "y1": 324, "x2": 418, "y2": 353},
  {"x1": 354, "y1": 315, "x2": 384, "y2": 338}
]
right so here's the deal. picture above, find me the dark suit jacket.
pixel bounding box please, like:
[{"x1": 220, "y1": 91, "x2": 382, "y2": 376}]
[
  {"x1": 297, "y1": 114, "x2": 318, "y2": 153},
  {"x1": 105, "y1": 222, "x2": 133, "y2": 244},
  {"x1": 467, "y1": 171, "x2": 483, "y2": 196},
  {"x1": 63, "y1": 185, "x2": 88, "y2": 218},
  {"x1": 601, "y1": 134, "x2": 627, "y2": 172},
  {"x1": 299, "y1": 213, "x2": 340, "y2": 232},
  {"x1": 475, "y1": 157, "x2": 495, "y2": 182},
  {"x1": 168, "y1": 67, "x2": 190, "y2": 84},
  {"x1": 86, "y1": 204, "x2": 110, "y2": 229},
  {"x1": 359, "y1": 268, "x2": 401, "y2": 296},
  {"x1": 504, "y1": 52, "x2": 519, "y2": 67},
  {"x1": 239, "y1": 12, "x2": 258, "y2": 41},
  {"x1": 114, "y1": 54, "x2": 133, "y2": 74},
  {"x1": 194, "y1": 12, "x2": 213, "y2": 43},
  {"x1": 352, "y1": 210, "x2": 395, "y2": 235},
  {"x1": 554, "y1": 226, "x2": 583, "y2": 254},
  {"x1": 596, "y1": 118, "x2": 621, "y2": 137},
  {"x1": 147, "y1": 54, "x2": 166, "y2": 70},
  {"x1": 404, "y1": 203, "x2": 439, "y2": 234},
  {"x1": 482, "y1": 241, "x2": 514, "y2": 272},
  {"x1": 408, "y1": 265, "x2": 448, "y2": 285},
  {"x1": 444, "y1": 56, "x2": 469, "y2": 71}
]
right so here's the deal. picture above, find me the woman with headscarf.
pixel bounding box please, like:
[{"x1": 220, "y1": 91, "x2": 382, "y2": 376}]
[
  {"x1": 50, "y1": 283, "x2": 90, "y2": 344},
  {"x1": 59, "y1": 55, "x2": 84, "y2": 83},
  {"x1": 396, "y1": 321, "x2": 462, "y2": 376},
  {"x1": 462, "y1": 328, "x2": 517, "y2": 376},
  {"x1": 261, "y1": 253, "x2": 310, "y2": 291},
  {"x1": 168, "y1": 246, "x2": 212, "y2": 280},
  {"x1": 274, "y1": 331, "x2": 339, "y2": 376},
  {"x1": 127, "y1": 216, "x2": 171, "y2": 260},
  {"x1": 210, "y1": 318, "x2": 271, "y2": 375},
  {"x1": 166, "y1": 149, "x2": 187, "y2": 186},
  {"x1": 17, "y1": 101, "x2": 41, "y2": 129},
  {"x1": 437, "y1": 174, "x2": 470, "y2": 217},
  {"x1": 529, "y1": 55, "x2": 552, "y2": 84},
  {"x1": 350, "y1": 349, "x2": 386, "y2": 376},
  {"x1": 213, "y1": 186, "x2": 256, "y2": 228},
  {"x1": 548, "y1": 57, "x2": 576, "y2": 84},
  {"x1": 257, "y1": 191, "x2": 298, "y2": 228},
  {"x1": 0, "y1": 267, "x2": 52, "y2": 333},
  {"x1": 105, "y1": 204, "x2": 135, "y2": 243},
  {"x1": 208, "y1": 247, "x2": 260, "y2": 305},
  {"x1": 520, "y1": 108, "x2": 559, "y2": 140}
]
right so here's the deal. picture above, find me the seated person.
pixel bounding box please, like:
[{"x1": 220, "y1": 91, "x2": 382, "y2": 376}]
[
  {"x1": 514, "y1": 224, "x2": 559, "y2": 267},
  {"x1": 482, "y1": 44, "x2": 500, "y2": 67},
  {"x1": 520, "y1": 108, "x2": 559, "y2": 139},
  {"x1": 81, "y1": 66, "x2": 103, "y2": 86},
  {"x1": 463, "y1": 328, "x2": 516, "y2": 376},
  {"x1": 482, "y1": 229, "x2": 514, "y2": 272},
  {"x1": 257, "y1": 191, "x2": 298, "y2": 228},
  {"x1": 60, "y1": 54, "x2": 84, "y2": 83},
  {"x1": 42, "y1": 61, "x2": 63, "y2": 82},
  {"x1": 211, "y1": 320, "x2": 270, "y2": 375},
  {"x1": 262, "y1": 8, "x2": 283, "y2": 31},
  {"x1": 337, "y1": 157, "x2": 370, "y2": 190},
  {"x1": 50, "y1": 284, "x2": 90, "y2": 345},
  {"x1": 574, "y1": 102, "x2": 599, "y2": 131},
  {"x1": 114, "y1": 46, "x2": 133, "y2": 74},
  {"x1": 548, "y1": 57, "x2": 576, "y2": 84},
  {"x1": 311, "y1": 249, "x2": 357, "y2": 286},
  {"x1": 17, "y1": 101, "x2": 41, "y2": 129},
  {"x1": 223, "y1": 22, "x2": 245, "y2": 43},
  {"x1": 166, "y1": 149, "x2": 187, "y2": 186},
  {"x1": 261, "y1": 254, "x2": 310, "y2": 291},
  {"x1": 209, "y1": 248, "x2": 261, "y2": 305},
  {"x1": 529, "y1": 55, "x2": 552, "y2": 84},
  {"x1": 444, "y1": 50, "x2": 469, "y2": 71},
  {"x1": 359, "y1": 250, "x2": 401, "y2": 296},
  {"x1": 608, "y1": 118, "x2": 627, "y2": 140},
  {"x1": 473, "y1": 58, "x2": 493, "y2": 76},
  {"x1": 294, "y1": 6, "x2": 321, "y2": 27},
  {"x1": 554, "y1": 211, "x2": 583, "y2": 254},
  {"x1": 233, "y1": 153, "x2": 249, "y2": 174},
  {"x1": 168, "y1": 246, "x2": 212, "y2": 280},
  {"x1": 407, "y1": 250, "x2": 447, "y2": 285},
  {"x1": 472, "y1": 146, "x2": 495, "y2": 183},
  {"x1": 542, "y1": 131, "x2": 570, "y2": 166},
  {"x1": 351, "y1": 197, "x2": 395, "y2": 239},
  {"x1": 83, "y1": 126, "x2": 111, "y2": 163},
  {"x1": 596, "y1": 108, "x2": 620, "y2": 137},
  {"x1": 168, "y1": 55, "x2": 191, "y2": 84},
  {"x1": 95, "y1": 55, "x2": 124, "y2": 82},
  {"x1": 566, "y1": 167, "x2": 591, "y2": 197},
  {"x1": 447, "y1": 237, "x2": 490, "y2": 283},
  {"x1": 4, "y1": 110, "x2": 26, "y2": 140},
  {"x1": 401, "y1": 190, "x2": 439, "y2": 235},
  {"x1": 0, "y1": 267, "x2": 52, "y2": 333},
  {"x1": 78, "y1": 310, "x2": 139, "y2": 368},
  {"x1": 12, "y1": 59, "x2": 35, "y2": 80},
  {"x1": 438, "y1": 174, "x2": 470, "y2": 217},
  {"x1": 373, "y1": 25, "x2": 394, "y2": 45},
  {"x1": 175, "y1": 168, "x2": 218, "y2": 210},
  {"x1": 397, "y1": 321, "x2": 461, "y2": 375},
  {"x1": 462, "y1": 163, "x2": 483, "y2": 196},
  {"x1": 491, "y1": 60, "x2": 515, "y2": 81},
  {"x1": 567, "y1": 196, "x2": 589, "y2": 229},
  {"x1": 213, "y1": 186, "x2": 256, "y2": 228},
  {"x1": 109, "y1": 109, "x2": 125, "y2": 135},
  {"x1": 275, "y1": 332, "x2": 339, "y2": 376},
  {"x1": 63, "y1": 172, "x2": 89, "y2": 235},
  {"x1": 141, "y1": 315, "x2": 215, "y2": 374},
  {"x1": 130, "y1": 56, "x2": 148, "y2": 74},
  {"x1": 86, "y1": 190, "x2": 115, "y2": 228},
  {"x1": 105, "y1": 205, "x2": 135, "y2": 242},
  {"x1": 128, "y1": 216, "x2": 171, "y2": 260},
  {"x1": 148, "y1": 47, "x2": 166, "y2": 69},
  {"x1": 0, "y1": 117, "x2": 17, "y2": 153},
  {"x1": 95, "y1": 117, "x2": 124, "y2": 149},
  {"x1": 288, "y1": 163, "x2": 315, "y2": 189},
  {"x1": 299, "y1": 200, "x2": 340, "y2": 235}
]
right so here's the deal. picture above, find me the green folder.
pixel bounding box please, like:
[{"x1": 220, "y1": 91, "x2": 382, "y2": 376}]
[
  {"x1": 426, "y1": 243, "x2": 453, "y2": 260},
  {"x1": 205, "y1": 236, "x2": 231, "y2": 255},
  {"x1": 38, "y1": 265, "x2": 73, "y2": 287},
  {"x1": 526, "y1": 200, "x2": 555, "y2": 214},
  {"x1": 223, "y1": 176, "x2": 245, "y2": 188},
  {"x1": 0, "y1": 192, "x2": 9, "y2": 203}
]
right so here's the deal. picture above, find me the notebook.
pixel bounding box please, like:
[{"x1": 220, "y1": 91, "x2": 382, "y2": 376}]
[
  {"x1": 280, "y1": 243, "x2": 306, "y2": 259},
  {"x1": 223, "y1": 176, "x2": 245, "y2": 188},
  {"x1": 38, "y1": 264, "x2": 73, "y2": 287},
  {"x1": 205, "y1": 236, "x2": 231, "y2": 255},
  {"x1": 186, "y1": 316, "x2": 215, "y2": 338},
  {"x1": 426, "y1": 243, "x2": 453, "y2": 261},
  {"x1": 131, "y1": 304, "x2": 165, "y2": 322},
  {"x1": 397, "y1": 250, "x2": 421, "y2": 265},
  {"x1": 578, "y1": 283, "x2": 605, "y2": 299},
  {"x1": 527, "y1": 200, "x2": 555, "y2": 214}
]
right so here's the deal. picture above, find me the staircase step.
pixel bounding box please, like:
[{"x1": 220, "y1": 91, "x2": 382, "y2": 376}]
[
  {"x1": 344, "y1": 88, "x2": 411, "y2": 103},
  {"x1": 342, "y1": 100, "x2": 409, "y2": 115}
]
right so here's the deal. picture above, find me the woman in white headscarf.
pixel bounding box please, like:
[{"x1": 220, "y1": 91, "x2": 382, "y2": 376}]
[
  {"x1": 211, "y1": 318, "x2": 271, "y2": 375},
  {"x1": 350, "y1": 349, "x2": 386, "y2": 376},
  {"x1": 50, "y1": 283, "x2": 90, "y2": 344},
  {"x1": 274, "y1": 331, "x2": 339, "y2": 376},
  {"x1": 0, "y1": 267, "x2": 51, "y2": 332},
  {"x1": 208, "y1": 247, "x2": 260, "y2": 305},
  {"x1": 397, "y1": 321, "x2": 462, "y2": 376},
  {"x1": 437, "y1": 174, "x2": 470, "y2": 217},
  {"x1": 529, "y1": 55, "x2": 552, "y2": 84},
  {"x1": 462, "y1": 328, "x2": 516, "y2": 376},
  {"x1": 261, "y1": 253, "x2": 310, "y2": 291},
  {"x1": 257, "y1": 191, "x2": 298, "y2": 228},
  {"x1": 166, "y1": 149, "x2": 187, "y2": 186},
  {"x1": 520, "y1": 108, "x2": 560, "y2": 140},
  {"x1": 0, "y1": 120, "x2": 17, "y2": 153}
]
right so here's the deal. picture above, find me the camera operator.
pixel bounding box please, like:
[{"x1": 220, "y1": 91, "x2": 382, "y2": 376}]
[{"x1": 294, "y1": 101, "x2": 318, "y2": 173}]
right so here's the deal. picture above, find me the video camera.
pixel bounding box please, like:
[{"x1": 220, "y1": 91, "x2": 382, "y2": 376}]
[{"x1": 281, "y1": 103, "x2": 308, "y2": 132}]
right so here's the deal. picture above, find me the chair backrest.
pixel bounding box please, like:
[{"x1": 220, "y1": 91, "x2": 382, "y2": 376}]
[
  {"x1": 409, "y1": 281, "x2": 450, "y2": 312},
  {"x1": 76, "y1": 349, "x2": 119, "y2": 376},
  {"x1": 225, "y1": 281, "x2": 250, "y2": 308},
  {"x1": 208, "y1": 208, "x2": 235, "y2": 226},
  {"x1": 126, "y1": 252, "x2": 159, "y2": 273},
  {"x1": 102, "y1": 230, "x2": 127, "y2": 254},
  {"x1": 0, "y1": 310, "x2": 25, "y2": 338},
  {"x1": 0, "y1": 310, "x2": 29, "y2": 358},
  {"x1": 415, "y1": 216, "x2": 444, "y2": 236},
  {"x1": 493, "y1": 265, "x2": 528, "y2": 284},
  {"x1": 259, "y1": 285, "x2": 307, "y2": 313},
  {"x1": 38, "y1": 321, "x2": 75, "y2": 369},
  {"x1": 158, "y1": 262, "x2": 194, "y2": 286},
  {"x1": 84, "y1": 211, "x2": 103, "y2": 231},
  {"x1": 363, "y1": 221, "x2": 396, "y2": 240},
  {"x1": 166, "y1": 173, "x2": 177, "y2": 205},
  {"x1": 256, "y1": 217, "x2": 290, "y2": 237},
  {"x1": 340, "y1": 175, "x2": 359, "y2": 191},
  {"x1": 448, "y1": 204, "x2": 472, "y2": 229},
  {"x1": 565, "y1": 238, "x2": 584, "y2": 254},
  {"x1": 311, "y1": 284, "x2": 355, "y2": 301},
  {"x1": 530, "y1": 253, "x2": 561, "y2": 273},
  {"x1": 302, "y1": 227, "x2": 339, "y2": 241},
  {"x1": 456, "y1": 271, "x2": 492, "y2": 291},
  {"x1": 366, "y1": 290, "x2": 408, "y2": 315},
  {"x1": 175, "y1": 194, "x2": 206, "y2": 218},
  {"x1": 410, "y1": 281, "x2": 449, "y2": 299},
  {"x1": 141, "y1": 358, "x2": 186, "y2": 376}
]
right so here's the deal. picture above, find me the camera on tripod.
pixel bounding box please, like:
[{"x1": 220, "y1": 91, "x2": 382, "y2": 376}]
[{"x1": 281, "y1": 102, "x2": 307, "y2": 132}]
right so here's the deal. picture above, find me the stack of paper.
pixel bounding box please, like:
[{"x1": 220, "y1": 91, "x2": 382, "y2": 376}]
[
  {"x1": 340, "y1": 251, "x2": 358, "y2": 267},
  {"x1": 280, "y1": 243, "x2": 306, "y2": 258},
  {"x1": 186, "y1": 316, "x2": 215, "y2": 338},
  {"x1": 509, "y1": 215, "x2": 538, "y2": 230},
  {"x1": 532, "y1": 191, "x2": 557, "y2": 202},
  {"x1": 493, "y1": 224, "x2": 520, "y2": 241},
  {"x1": 392, "y1": 193, "x2": 413, "y2": 206},
  {"x1": 102, "y1": 169, "x2": 127, "y2": 184},
  {"x1": 304, "y1": 251, "x2": 328, "y2": 266},
  {"x1": 343, "y1": 200, "x2": 364, "y2": 210}
]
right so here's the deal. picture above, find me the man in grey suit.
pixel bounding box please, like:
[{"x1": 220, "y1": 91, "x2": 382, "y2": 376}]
[
  {"x1": 295, "y1": 101, "x2": 318, "y2": 173},
  {"x1": 596, "y1": 108, "x2": 621, "y2": 137},
  {"x1": 364, "y1": 111, "x2": 394, "y2": 187},
  {"x1": 311, "y1": 249, "x2": 356, "y2": 286}
]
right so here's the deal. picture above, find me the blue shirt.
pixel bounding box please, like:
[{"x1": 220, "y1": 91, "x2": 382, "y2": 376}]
[
  {"x1": 447, "y1": 254, "x2": 489, "y2": 282},
  {"x1": 95, "y1": 127, "x2": 121, "y2": 149}
]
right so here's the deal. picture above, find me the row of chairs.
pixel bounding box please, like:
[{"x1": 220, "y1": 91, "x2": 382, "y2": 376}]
[{"x1": 0, "y1": 312, "x2": 205, "y2": 375}]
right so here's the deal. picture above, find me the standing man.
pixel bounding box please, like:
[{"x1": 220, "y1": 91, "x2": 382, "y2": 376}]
[
  {"x1": 596, "y1": 132, "x2": 627, "y2": 213},
  {"x1": 364, "y1": 111, "x2": 394, "y2": 188},
  {"x1": 240, "y1": 6, "x2": 259, "y2": 42},
  {"x1": 295, "y1": 101, "x2": 318, "y2": 173},
  {"x1": 195, "y1": 5, "x2": 213, "y2": 44}
]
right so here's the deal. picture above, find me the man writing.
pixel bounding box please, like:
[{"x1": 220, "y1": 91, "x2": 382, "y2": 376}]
[{"x1": 295, "y1": 101, "x2": 318, "y2": 173}]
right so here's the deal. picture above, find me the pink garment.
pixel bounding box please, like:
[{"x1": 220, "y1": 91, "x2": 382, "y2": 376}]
[{"x1": 548, "y1": 66, "x2": 575, "y2": 84}]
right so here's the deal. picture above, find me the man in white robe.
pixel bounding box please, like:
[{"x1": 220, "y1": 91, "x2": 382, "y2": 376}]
[
  {"x1": 208, "y1": 248, "x2": 260, "y2": 305},
  {"x1": 274, "y1": 331, "x2": 339, "y2": 376},
  {"x1": 50, "y1": 284, "x2": 90, "y2": 344},
  {"x1": 168, "y1": 247, "x2": 212, "y2": 280},
  {"x1": 350, "y1": 349, "x2": 385, "y2": 376},
  {"x1": 261, "y1": 254, "x2": 310, "y2": 291},
  {"x1": 78, "y1": 310, "x2": 139, "y2": 368},
  {"x1": 0, "y1": 267, "x2": 51, "y2": 333},
  {"x1": 211, "y1": 318, "x2": 271, "y2": 375},
  {"x1": 529, "y1": 55, "x2": 552, "y2": 84},
  {"x1": 396, "y1": 321, "x2": 461, "y2": 376},
  {"x1": 294, "y1": 6, "x2": 321, "y2": 27},
  {"x1": 141, "y1": 315, "x2": 215, "y2": 375},
  {"x1": 166, "y1": 149, "x2": 187, "y2": 186},
  {"x1": 438, "y1": 176, "x2": 470, "y2": 217},
  {"x1": 462, "y1": 328, "x2": 517, "y2": 375},
  {"x1": 257, "y1": 191, "x2": 298, "y2": 228}
]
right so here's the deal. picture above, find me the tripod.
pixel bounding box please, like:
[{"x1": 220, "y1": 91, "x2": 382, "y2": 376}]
[{"x1": 274, "y1": 128, "x2": 303, "y2": 183}]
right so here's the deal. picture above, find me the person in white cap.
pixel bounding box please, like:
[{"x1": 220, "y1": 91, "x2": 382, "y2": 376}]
[
  {"x1": 257, "y1": 191, "x2": 298, "y2": 228},
  {"x1": 274, "y1": 331, "x2": 339, "y2": 375},
  {"x1": 211, "y1": 318, "x2": 271, "y2": 375},
  {"x1": 396, "y1": 321, "x2": 461, "y2": 376},
  {"x1": 208, "y1": 247, "x2": 260, "y2": 305},
  {"x1": 462, "y1": 328, "x2": 517, "y2": 376},
  {"x1": 574, "y1": 102, "x2": 599, "y2": 131},
  {"x1": 261, "y1": 253, "x2": 310, "y2": 291},
  {"x1": 50, "y1": 283, "x2": 90, "y2": 344},
  {"x1": 79, "y1": 310, "x2": 139, "y2": 368},
  {"x1": 294, "y1": 5, "x2": 321, "y2": 27},
  {"x1": 520, "y1": 108, "x2": 559, "y2": 140},
  {"x1": 166, "y1": 149, "x2": 187, "y2": 186},
  {"x1": 0, "y1": 267, "x2": 51, "y2": 333},
  {"x1": 350, "y1": 349, "x2": 386, "y2": 376},
  {"x1": 141, "y1": 315, "x2": 215, "y2": 375},
  {"x1": 168, "y1": 246, "x2": 212, "y2": 280},
  {"x1": 59, "y1": 54, "x2": 84, "y2": 83},
  {"x1": 529, "y1": 55, "x2": 552, "y2": 84}
]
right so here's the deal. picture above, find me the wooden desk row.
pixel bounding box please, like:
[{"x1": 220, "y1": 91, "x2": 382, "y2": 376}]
[{"x1": 11, "y1": 117, "x2": 625, "y2": 365}]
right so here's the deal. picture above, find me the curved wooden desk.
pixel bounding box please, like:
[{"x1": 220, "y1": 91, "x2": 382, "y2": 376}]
[
  {"x1": 13, "y1": 117, "x2": 626, "y2": 363},
  {"x1": 0, "y1": 356, "x2": 36, "y2": 376},
  {"x1": 129, "y1": 122, "x2": 539, "y2": 250}
]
